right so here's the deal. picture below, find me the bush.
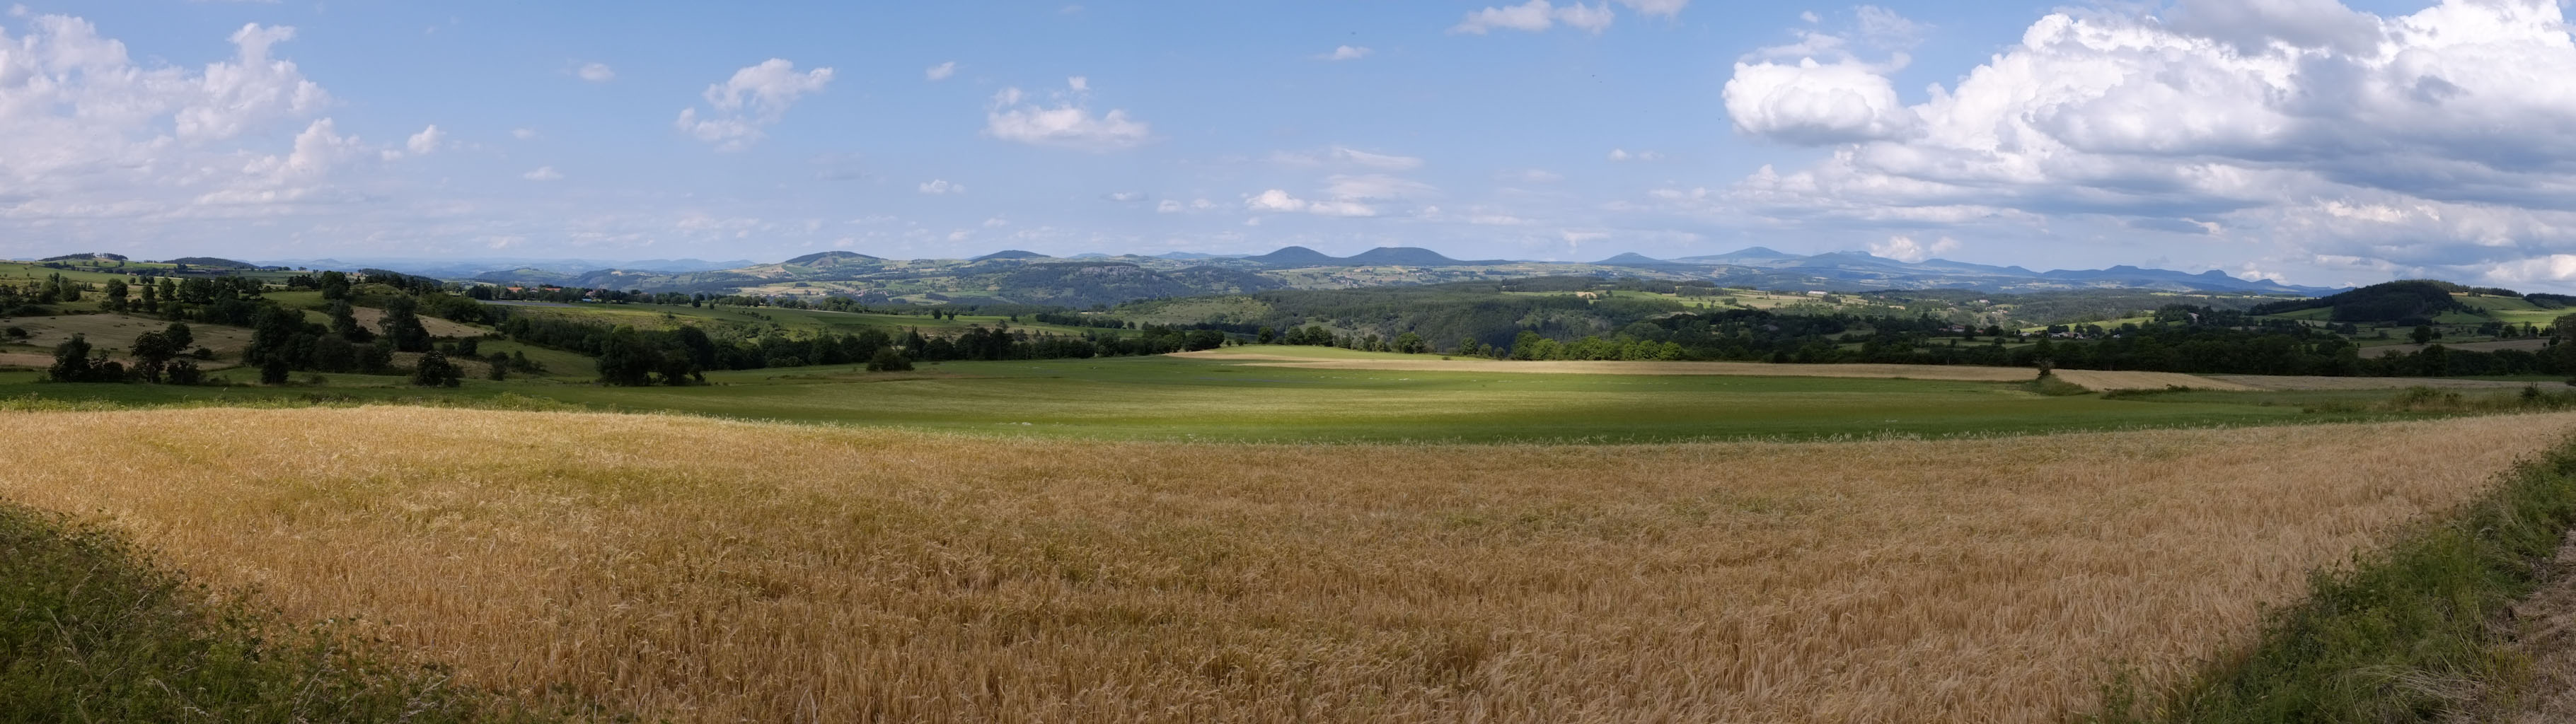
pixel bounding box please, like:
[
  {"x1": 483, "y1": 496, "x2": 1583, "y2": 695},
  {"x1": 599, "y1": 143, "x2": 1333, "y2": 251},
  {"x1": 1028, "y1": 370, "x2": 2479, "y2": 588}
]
[
  {"x1": 410, "y1": 351, "x2": 463, "y2": 388},
  {"x1": 865, "y1": 348, "x2": 915, "y2": 372}
]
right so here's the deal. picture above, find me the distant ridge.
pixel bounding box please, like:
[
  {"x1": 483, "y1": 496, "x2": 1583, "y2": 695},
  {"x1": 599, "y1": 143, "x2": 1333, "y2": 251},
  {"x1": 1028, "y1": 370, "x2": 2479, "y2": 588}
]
[
  {"x1": 1246, "y1": 246, "x2": 1341, "y2": 266},
  {"x1": 971, "y1": 250, "x2": 1048, "y2": 262},
  {"x1": 1593, "y1": 252, "x2": 1667, "y2": 266},
  {"x1": 782, "y1": 250, "x2": 881, "y2": 265}
]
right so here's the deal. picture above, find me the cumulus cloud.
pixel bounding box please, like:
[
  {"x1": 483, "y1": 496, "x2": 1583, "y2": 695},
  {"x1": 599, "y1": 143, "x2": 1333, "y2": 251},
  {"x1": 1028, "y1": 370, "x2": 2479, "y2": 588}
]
[
  {"x1": 1244, "y1": 189, "x2": 1375, "y2": 217},
  {"x1": 521, "y1": 166, "x2": 562, "y2": 181},
  {"x1": 918, "y1": 179, "x2": 964, "y2": 194},
  {"x1": 577, "y1": 62, "x2": 614, "y2": 82},
  {"x1": 1320, "y1": 45, "x2": 1372, "y2": 61},
  {"x1": 1452, "y1": 0, "x2": 1615, "y2": 35},
  {"x1": 1722, "y1": 0, "x2": 2576, "y2": 287},
  {"x1": 674, "y1": 59, "x2": 834, "y2": 151},
  {"x1": 405, "y1": 125, "x2": 444, "y2": 155},
  {"x1": 1867, "y1": 235, "x2": 1960, "y2": 262},
  {"x1": 1723, "y1": 58, "x2": 1917, "y2": 145},
  {"x1": 925, "y1": 61, "x2": 957, "y2": 81},
  {"x1": 983, "y1": 78, "x2": 1153, "y2": 151},
  {"x1": 1102, "y1": 191, "x2": 1145, "y2": 202},
  {"x1": 1607, "y1": 148, "x2": 1663, "y2": 162}
]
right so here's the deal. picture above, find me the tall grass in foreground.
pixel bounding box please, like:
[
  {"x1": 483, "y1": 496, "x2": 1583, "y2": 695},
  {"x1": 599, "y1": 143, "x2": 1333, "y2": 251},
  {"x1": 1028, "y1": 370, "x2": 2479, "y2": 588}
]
[
  {"x1": 0, "y1": 504, "x2": 552, "y2": 723},
  {"x1": 4, "y1": 408, "x2": 2572, "y2": 723}
]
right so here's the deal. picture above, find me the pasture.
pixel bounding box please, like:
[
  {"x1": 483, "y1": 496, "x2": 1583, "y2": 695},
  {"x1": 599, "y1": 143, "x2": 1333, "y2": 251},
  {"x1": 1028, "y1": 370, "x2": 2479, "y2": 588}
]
[
  {"x1": 0, "y1": 351, "x2": 2425, "y2": 443},
  {"x1": 2, "y1": 408, "x2": 2564, "y2": 723}
]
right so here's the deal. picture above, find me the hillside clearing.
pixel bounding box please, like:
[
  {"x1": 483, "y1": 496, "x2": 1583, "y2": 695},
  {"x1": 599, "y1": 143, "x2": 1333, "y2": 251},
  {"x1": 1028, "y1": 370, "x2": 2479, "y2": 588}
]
[
  {"x1": 1172, "y1": 349, "x2": 2247, "y2": 391},
  {"x1": 2, "y1": 408, "x2": 2567, "y2": 723}
]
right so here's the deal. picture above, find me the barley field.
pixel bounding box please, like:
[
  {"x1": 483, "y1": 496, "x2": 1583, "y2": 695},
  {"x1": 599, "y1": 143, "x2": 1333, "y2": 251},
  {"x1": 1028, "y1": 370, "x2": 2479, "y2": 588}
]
[{"x1": 4, "y1": 407, "x2": 2568, "y2": 723}]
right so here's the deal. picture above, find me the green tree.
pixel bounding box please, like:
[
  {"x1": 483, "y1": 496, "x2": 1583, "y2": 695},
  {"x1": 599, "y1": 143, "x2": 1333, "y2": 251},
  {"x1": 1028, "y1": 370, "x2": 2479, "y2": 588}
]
[
  {"x1": 865, "y1": 347, "x2": 915, "y2": 372},
  {"x1": 484, "y1": 353, "x2": 510, "y2": 381},
  {"x1": 379, "y1": 295, "x2": 432, "y2": 352},
  {"x1": 2410, "y1": 325, "x2": 2435, "y2": 345},
  {"x1": 594, "y1": 329, "x2": 660, "y2": 386},
  {"x1": 100, "y1": 279, "x2": 128, "y2": 312},
  {"x1": 1391, "y1": 332, "x2": 1426, "y2": 354},
  {"x1": 318, "y1": 270, "x2": 351, "y2": 300},
  {"x1": 47, "y1": 334, "x2": 97, "y2": 383},
  {"x1": 329, "y1": 301, "x2": 372, "y2": 341},
  {"x1": 410, "y1": 350, "x2": 462, "y2": 387},
  {"x1": 129, "y1": 327, "x2": 186, "y2": 383},
  {"x1": 1256, "y1": 326, "x2": 1277, "y2": 344}
]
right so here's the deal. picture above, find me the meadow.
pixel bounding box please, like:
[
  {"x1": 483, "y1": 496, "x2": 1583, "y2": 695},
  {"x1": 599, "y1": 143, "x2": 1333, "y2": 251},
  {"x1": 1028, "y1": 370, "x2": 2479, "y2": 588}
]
[
  {"x1": 2, "y1": 408, "x2": 2566, "y2": 723},
  {"x1": 0, "y1": 349, "x2": 2439, "y2": 443}
]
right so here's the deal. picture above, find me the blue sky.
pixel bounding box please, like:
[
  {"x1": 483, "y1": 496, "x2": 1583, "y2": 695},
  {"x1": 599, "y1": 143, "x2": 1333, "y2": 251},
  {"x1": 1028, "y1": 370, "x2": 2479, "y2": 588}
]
[{"x1": 5, "y1": 1, "x2": 2576, "y2": 290}]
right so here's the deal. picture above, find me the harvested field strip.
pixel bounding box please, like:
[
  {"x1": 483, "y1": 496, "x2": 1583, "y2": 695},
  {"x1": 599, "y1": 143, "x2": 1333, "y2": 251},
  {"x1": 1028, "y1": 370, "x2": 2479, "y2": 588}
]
[
  {"x1": 2202, "y1": 374, "x2": 2543, "y2": 391},
  {"x1": 3, "y1": 408, "x2": 2569, "y2": 723},
  {"x1": 1173, "y1": 351, "x2": 2247, "y2": 391}
]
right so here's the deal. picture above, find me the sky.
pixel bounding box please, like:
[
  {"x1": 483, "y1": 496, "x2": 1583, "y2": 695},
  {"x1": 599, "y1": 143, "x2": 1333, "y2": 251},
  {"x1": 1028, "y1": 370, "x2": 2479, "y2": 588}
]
[{"x1": 3, "y1": 0, "x2": 2575, "y2": 289}]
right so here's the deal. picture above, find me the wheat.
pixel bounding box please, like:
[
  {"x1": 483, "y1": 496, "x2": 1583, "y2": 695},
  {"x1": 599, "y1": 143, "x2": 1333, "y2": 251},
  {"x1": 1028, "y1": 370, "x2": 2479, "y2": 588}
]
[{"x1": 3, "y1": 407, "x2": 2565, "y2": 723}]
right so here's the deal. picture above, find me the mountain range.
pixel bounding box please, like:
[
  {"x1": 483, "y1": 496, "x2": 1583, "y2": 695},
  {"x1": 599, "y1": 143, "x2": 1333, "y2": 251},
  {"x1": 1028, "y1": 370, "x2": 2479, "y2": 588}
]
[{"x1": 437, "y1": 245, "x2": 2337, "y2": 308}]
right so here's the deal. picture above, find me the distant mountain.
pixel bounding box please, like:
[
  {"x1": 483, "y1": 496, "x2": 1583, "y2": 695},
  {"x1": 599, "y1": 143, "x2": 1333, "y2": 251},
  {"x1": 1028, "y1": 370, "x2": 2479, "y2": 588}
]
[
  {"x1": 1153, "y1": 252, "x2": 1239, "y2": 260},
  {"x1": 971, "y1": 250, "x2": 1048, "y2": 262},
  {"x1": 1246, "y1": 246, "x2": 1341, "y2": 267},
  {"x1": 1594, "y1": 252, "x2": 1668, "y2": 266},
  {"x1": 1344, "y1": 247, "x2": 1478, "y2": 267},
  {"x1": 42, "y1": 252, "x2": 129, "y2": 262},
  {"x1": 1670, "y1": 246, "x2": 1803, "y2": 265},
  {"x1": 162, "y1": 257, "x2": 260, "y2": 269},
  {"x1": 271, "y1": 257, "x2": 753, "y2": 276},
  {"x1": 782, "y1": 251, "x2": 882, "y2": 266}
]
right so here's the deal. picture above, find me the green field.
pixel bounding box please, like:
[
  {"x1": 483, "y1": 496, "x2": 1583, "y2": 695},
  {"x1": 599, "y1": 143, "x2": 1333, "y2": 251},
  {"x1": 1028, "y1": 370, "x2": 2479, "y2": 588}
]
[
  {"x1": 487, "y1": 300, "x2": 1119, "y2": 337},
  {"x1": 0, "y1": 351, "x2": 2444, "y2": 443}
]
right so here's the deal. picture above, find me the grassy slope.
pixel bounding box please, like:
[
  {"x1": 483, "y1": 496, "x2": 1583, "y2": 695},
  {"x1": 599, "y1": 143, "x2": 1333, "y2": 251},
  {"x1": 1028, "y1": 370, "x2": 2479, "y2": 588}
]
[
  {"x1": 0, "y1": 504, "x2": 549, "y2": 723},
  {"x1": 491, "y1": 300, "x2": 1116, "y2": 337}
]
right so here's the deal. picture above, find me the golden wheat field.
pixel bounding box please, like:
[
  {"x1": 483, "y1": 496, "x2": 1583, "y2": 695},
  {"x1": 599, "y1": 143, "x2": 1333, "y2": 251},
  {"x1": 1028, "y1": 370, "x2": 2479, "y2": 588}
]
[
  {"x1": 4, "y1": 407, "x2": 2571, "y2": 723},
  {"x1": 1172, "y1": 351, "x2": 2245, "y2": 391}
]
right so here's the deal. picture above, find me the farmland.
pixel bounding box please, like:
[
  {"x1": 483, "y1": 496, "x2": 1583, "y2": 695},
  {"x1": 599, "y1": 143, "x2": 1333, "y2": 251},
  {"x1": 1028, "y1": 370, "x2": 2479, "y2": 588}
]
[{"x1": 5, "y1": 408, "x2": 2568, "y2": 723}]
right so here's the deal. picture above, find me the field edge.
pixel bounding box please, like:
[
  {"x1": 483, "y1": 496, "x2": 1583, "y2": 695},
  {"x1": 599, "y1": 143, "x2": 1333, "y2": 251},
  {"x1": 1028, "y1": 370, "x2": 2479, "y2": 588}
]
[{"x1": 2086, "y1": 433, "x2": 2576, "y2": 723}]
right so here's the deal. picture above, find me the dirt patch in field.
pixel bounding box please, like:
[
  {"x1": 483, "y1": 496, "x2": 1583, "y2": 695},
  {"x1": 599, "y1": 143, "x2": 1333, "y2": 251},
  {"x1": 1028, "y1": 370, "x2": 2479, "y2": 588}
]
[
  {"x1": 0, "y1": 351, "x2": 52, "y2": 368},
  {"x1": 2202, "y1": 375, "x2": 2543, "y2": 391},
  {"x1": 1174, "y1": 351, "x2": 2251, "y2": 392},
  {"x1": 350, "y1": 307, "x2": 485, "y2": 339}
]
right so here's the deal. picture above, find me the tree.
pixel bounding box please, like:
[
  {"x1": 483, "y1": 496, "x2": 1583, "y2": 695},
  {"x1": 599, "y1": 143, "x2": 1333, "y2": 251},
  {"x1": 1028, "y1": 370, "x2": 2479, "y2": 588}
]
[
  {"x1": 379, "y1": 295, "x2": 432, "y2": 352},
  {"x1": 1256, "y1": 326, "x2": 1277, "y2": 344},
  {"x1": 410, "y1": 350, "x2": 463, "y2": 387},
  {"x1": 485, "y1": 353, "x2": 510, "y2": 381},
  {"x1": 101, "y1": 279, "x2": 129, "y2": 312},
  {"x1": 129, "y1": 327, "x2": 185, "y2": 383},
  {"x1": 866, "y1": 347, "x2": 915, "y2": 372},
  {"x1": 318, "y1": 270, "x2": 351, "y2": 300},
  {"x1": 47, "y1": 334, "x2": 98, "y2": 383},
  {"x1": 1392, "y1": 332, "x2": 1427, "y2": 354},
  {"x1": 594, "y1": 329, "x2": 660, "y2": 386},
  {"x1": 2410, "y1": 325, "x2": 2436, "y2": 345},
  {"x1": 330, "y1": 301, "x2": 373, "y2": 341}
]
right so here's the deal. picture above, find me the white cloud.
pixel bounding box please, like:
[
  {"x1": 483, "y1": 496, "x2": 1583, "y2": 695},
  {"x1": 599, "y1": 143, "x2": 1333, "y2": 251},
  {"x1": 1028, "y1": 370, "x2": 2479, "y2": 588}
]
[
  {"x1": 1244, "y1": 189, "x2": 1376, "y2": 217},
  {"x1": 1324, "y1": 174, "x2": 1438, "y2": 201},
  {"x1": 918, "y1": 179, "x2": 964, "y2": 194},
  {"x1": 1321, "y1": 45, "x2": 1373, "y2": 61},
  {"x1": 1452, "y1": 0, "x2": 1615, "y2": 35},
  {"x1": 1271, "y1": 146, "x2": 1424, "y2": 171},
  {"x1": 1727, "y1": 0, "x2": 2576, "y2": 286},
  {"x1": 521, "y1": 166, "x2": 562, "y2": 181},
  {"x1": 925, "y1": 61, "x2": 957, "y2": 81},
  {"x1": 983, "y1": 78, "x2": 1153, "y2": 151},
  {"x1": 1508, "y1": 168, "x2": 1564, "y2": 183},
  {"x1": 405, "y1": 125, "x2": 444, "y2": 155},
  {"x1": 674, "y1": 58, "x2": 834, "y2": 151},
  {"x1": 577, "y1": 62, "x2": 614, "y2": 82},
  {"x1": 1102, "y1": 191, "x2": 1145, "y2": 202},
  {"x1": 1607, "y1": 148, "x2": 1663, "y2": 161},
  {"x1": 511, "y1": 128, "x2": 538, "y2": 140},
  {"x1": 1868, "y1": 235, "x2": 1960, "y2": 262},
  {"x1": 1723, "y1": 58, "x2": 1917, "y2": 145}
]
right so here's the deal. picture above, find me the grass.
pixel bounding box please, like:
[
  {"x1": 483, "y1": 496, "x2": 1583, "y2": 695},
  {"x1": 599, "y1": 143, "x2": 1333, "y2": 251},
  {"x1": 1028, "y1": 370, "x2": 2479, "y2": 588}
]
[
  {"x1": 2091, "y1": 433, "x2": 2576, "y2": 723},
  {"x1": 2, "y1": 409, "x2": 2567, "y2": 723},
  {"x1": 487, "y1": 300, "x2": 1116, "y2": 338},
  {"x1": 0, "y1": 352, "x2": 2447, "y2": 443},
  {"x1": 0, "y1": 503, "x2": 554, "y2": 723}
]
